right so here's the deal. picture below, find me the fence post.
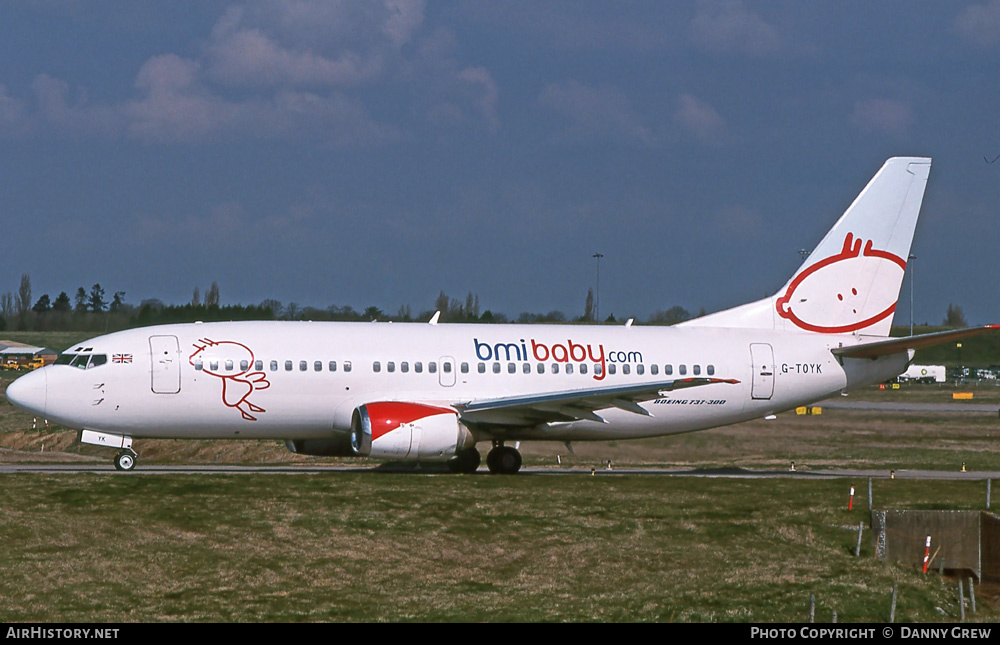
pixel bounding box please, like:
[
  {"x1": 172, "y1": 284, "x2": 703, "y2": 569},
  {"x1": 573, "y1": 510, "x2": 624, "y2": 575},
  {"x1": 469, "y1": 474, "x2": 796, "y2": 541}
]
[{"x1": 959, "y1": 579, "x2": 965, "y2": 622}]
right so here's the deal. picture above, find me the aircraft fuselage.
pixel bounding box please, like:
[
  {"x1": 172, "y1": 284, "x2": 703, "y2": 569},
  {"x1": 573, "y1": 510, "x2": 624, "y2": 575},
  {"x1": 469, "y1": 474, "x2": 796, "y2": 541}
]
[{"x1": 8, "y1": 320, "x2": 906, "y2": 444}]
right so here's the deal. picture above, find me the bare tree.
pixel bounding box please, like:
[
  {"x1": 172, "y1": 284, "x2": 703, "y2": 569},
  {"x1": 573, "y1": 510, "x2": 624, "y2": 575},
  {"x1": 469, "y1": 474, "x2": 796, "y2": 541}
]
[
  {"x1": 191, "y1": 286, "x2": 201, "y2": 307},
  {"x1": 584, "y1": 288, "x2": 595, "y2": 322},
  {"x1": 464, "y1": 292, "x2": 481, "y2": 320},
  {"x1": 1, "y1": 292, "x2": 13, "y2": 321},
  {"x1": 944, "y1": 303, "x2": 968, "y2": 327},
  {"x1": 435, "y1": 290, "x2": 450, "y2": 320},
  {"x1": 205, "y1": 281, "x2": 220, "y2": 306},
  {"x1": 649, "y1": 306, "x2": 692, "y2": 325},
  {"x1": 260, "y1": 299, "x2": 283, "y2": 318},
  {"x1": 15, "y1": 274, "x2": 31, "y2": 317}
]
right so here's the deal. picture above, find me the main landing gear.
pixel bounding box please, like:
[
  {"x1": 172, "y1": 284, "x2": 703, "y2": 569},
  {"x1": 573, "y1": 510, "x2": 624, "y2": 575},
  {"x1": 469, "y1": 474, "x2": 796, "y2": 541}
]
[
  {"x1": 446, "y1": 443, "x2": 523, "y2": 474},
  {"x1": 486, "y1": 442, "x2": 522, "y2": 475},
  {"x1": 447, "y1": 447, "x2": 481, "y2": 474},
  {"x1": 114, "y1": 449, "x2": 138, "y2": 472}
]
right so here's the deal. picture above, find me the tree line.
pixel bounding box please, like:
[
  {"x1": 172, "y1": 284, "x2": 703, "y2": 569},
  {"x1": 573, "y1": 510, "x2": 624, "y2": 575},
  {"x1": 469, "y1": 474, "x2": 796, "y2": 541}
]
[{"x1": 6, "y1": 272, "x2": 971, "y2": 333}]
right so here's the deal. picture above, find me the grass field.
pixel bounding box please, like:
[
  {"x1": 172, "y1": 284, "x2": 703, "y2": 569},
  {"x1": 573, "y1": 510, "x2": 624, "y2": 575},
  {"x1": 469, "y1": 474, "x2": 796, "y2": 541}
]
[
  {"x1": 0, "y1": 473, "x2": 993, "y2": 622},
  {"x1": 4, "y1": 336, "x2": 1000, "y2": 622}
]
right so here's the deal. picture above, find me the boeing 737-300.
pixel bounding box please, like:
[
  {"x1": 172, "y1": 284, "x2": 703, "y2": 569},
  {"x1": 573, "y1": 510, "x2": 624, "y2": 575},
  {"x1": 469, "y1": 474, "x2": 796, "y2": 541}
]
[{"x1": 5, "y1": 157, "x2": 995, "y2": 473}]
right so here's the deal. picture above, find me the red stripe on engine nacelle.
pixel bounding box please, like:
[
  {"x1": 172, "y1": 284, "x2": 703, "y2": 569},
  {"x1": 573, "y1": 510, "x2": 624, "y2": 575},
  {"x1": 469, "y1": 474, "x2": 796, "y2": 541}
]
[{"x1": 365, "y1": 402, "x2": 456, "y2": 441}]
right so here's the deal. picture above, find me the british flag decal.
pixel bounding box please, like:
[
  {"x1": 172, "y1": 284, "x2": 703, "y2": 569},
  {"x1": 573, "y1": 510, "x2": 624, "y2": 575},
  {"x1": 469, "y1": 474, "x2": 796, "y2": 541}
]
[{"x1": 112, "y1": 353, "x2": 132, "y2": 364}]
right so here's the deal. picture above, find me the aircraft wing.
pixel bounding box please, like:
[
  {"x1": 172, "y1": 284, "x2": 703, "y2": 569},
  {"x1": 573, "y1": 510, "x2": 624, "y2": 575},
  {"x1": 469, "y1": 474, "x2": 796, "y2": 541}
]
[
  {"x1": 453, "y1": 377, "x2": 740, "y2": 426},
  {"x1": 831, "y1": 325, "x2": 999, "y2": 360}
]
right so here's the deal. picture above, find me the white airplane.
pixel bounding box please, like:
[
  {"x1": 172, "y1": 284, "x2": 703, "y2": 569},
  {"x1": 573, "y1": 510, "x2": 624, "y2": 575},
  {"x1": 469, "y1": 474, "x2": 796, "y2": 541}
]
[{"x1": 4, "y1": 157, "x2": 996, "y2": 473}]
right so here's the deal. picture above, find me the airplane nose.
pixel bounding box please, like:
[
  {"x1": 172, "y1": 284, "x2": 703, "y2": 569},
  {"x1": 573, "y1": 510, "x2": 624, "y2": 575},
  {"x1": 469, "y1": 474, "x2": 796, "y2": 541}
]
[{"x1": 4, "y1": 368, "x2": 47, "y2": 416}]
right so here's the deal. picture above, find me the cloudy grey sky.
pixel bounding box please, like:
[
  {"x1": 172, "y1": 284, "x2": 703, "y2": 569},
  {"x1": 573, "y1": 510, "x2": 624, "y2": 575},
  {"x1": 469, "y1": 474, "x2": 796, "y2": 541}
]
[{"x1": 2, "y1": 1, "x2": 999, "y2": 324}]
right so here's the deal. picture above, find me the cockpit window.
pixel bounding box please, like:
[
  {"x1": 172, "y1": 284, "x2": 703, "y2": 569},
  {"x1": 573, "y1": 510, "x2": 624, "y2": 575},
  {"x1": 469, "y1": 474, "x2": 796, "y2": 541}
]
[
  {"x1": 66, "y1": 354, "x2": 108, "y2": 369},
  {"x1": 69, "y1": 354, "x2": 89, "y2": 369}
]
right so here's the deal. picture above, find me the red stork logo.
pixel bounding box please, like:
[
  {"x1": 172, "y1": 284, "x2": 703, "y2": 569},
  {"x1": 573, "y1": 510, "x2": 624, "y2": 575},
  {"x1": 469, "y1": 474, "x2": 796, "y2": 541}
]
[
  {"x1": 189, "y1": 338, "x2": 270, "y2": 420},
  {"x1": 775, "y1": 233, "x2": 906, "y2": 334}
]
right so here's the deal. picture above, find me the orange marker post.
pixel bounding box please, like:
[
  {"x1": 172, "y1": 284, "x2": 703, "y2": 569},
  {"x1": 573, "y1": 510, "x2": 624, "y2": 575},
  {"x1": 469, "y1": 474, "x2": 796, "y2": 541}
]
[
  {"x1": 848, "y1": 486, "x2": 855, "y2": 511},
  {"x1": 922, "y1": 536, "x2": 931, "y2": 574}
]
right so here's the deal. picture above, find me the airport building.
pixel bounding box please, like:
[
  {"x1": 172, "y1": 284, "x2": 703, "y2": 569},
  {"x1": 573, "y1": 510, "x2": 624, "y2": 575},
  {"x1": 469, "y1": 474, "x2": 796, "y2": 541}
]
[{"x1": 0, "y1": 341, "x2": 57, "y2": 370}]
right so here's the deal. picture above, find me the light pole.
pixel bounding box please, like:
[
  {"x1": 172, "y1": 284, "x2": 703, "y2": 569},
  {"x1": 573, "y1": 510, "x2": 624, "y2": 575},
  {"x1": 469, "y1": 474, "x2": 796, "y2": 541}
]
[
  {"x1": 593, "y1": 253, "x2": 604, "y2": 323},
  {"x1": 908, "y1": 254, "x2": 916, "y2": 336}
]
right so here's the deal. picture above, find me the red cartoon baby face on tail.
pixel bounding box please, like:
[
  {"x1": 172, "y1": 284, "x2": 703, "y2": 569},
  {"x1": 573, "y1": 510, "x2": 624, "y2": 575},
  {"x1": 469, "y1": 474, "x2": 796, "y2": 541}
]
[{"x1": 775, "y1": 233, "x2": 906, "y2": 333}]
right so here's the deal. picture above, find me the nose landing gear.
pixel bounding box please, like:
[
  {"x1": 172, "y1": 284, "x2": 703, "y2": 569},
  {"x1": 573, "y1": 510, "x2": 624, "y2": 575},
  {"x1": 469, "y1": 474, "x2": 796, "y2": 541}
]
[
  {"x1": 80, "y1": 430, "x2": 138, "y2": 472},
  {"x1": 113, "y1": 450, "x2": 138, "y2": 471}
]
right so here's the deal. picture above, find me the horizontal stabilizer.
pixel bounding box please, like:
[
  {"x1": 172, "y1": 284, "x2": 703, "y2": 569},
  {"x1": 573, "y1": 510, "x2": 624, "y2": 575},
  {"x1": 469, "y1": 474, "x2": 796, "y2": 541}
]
[{"x1": 832, "y1": 325, "x2": 1000, "y2": 359}]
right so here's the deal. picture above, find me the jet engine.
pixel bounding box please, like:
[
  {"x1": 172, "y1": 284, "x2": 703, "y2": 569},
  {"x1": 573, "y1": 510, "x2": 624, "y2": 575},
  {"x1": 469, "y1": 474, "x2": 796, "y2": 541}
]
[{"x1": 351, "y1": 402, "x2": 474, "y2": 460}]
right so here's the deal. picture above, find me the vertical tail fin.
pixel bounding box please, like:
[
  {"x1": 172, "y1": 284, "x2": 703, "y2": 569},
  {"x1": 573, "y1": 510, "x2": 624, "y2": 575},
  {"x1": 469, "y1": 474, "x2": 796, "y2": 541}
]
[{"x1": 682, "y1": 157, "x2": 931, "y2": 336}]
